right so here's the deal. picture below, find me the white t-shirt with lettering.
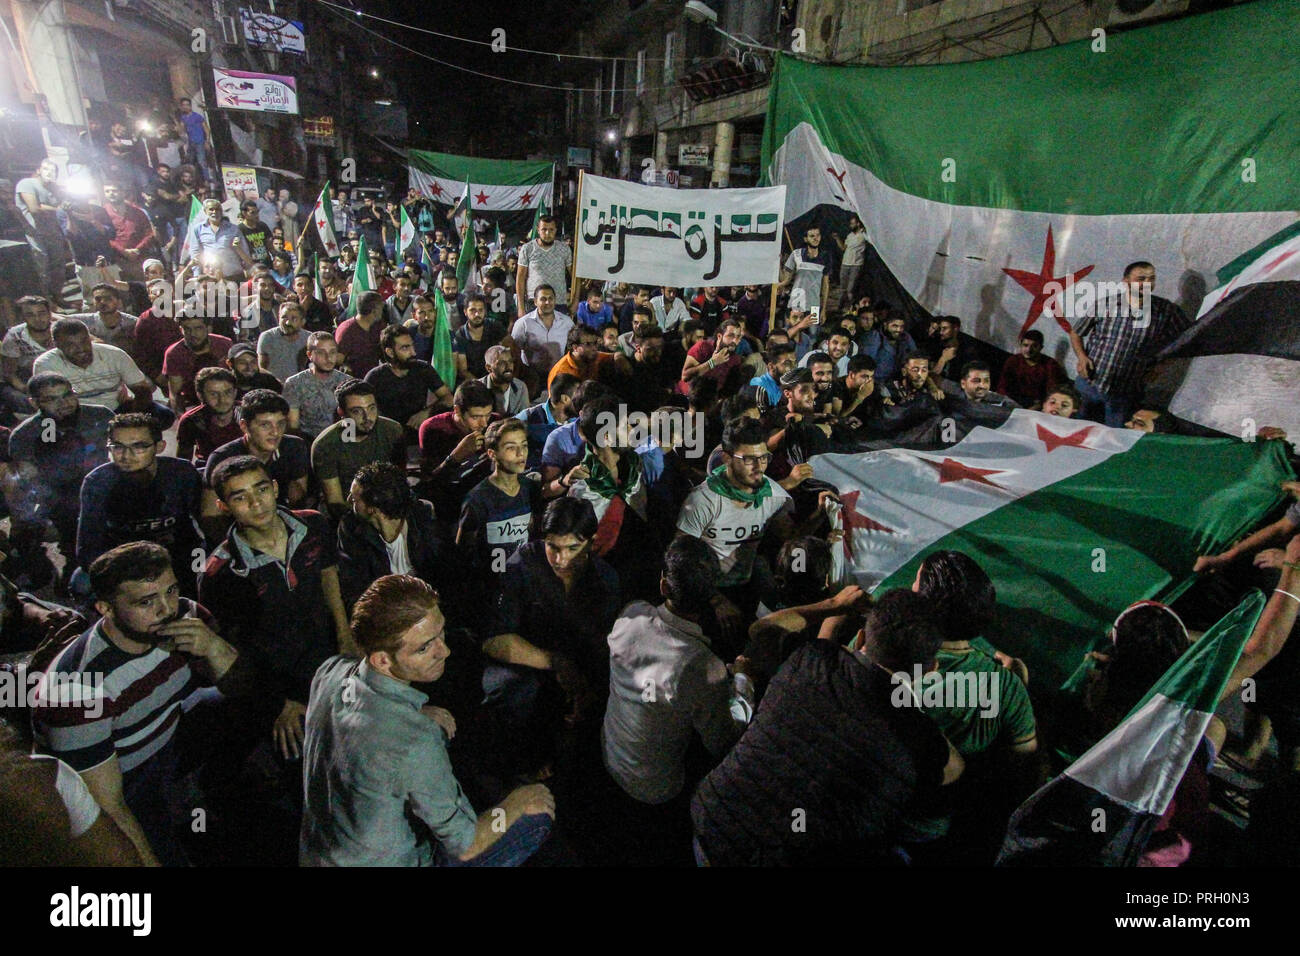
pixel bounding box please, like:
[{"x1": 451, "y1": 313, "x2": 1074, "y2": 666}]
[{"x1": 676, "y1": 477, "x2": 792, "y2": 587}]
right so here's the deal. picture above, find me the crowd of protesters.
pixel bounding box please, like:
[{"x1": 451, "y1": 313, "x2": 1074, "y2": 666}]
[{"x1": 0, "y1": 162, "x2": 1297, "y2": 869}]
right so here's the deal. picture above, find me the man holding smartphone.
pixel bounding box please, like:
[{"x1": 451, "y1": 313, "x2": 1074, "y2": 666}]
[{"x1": 780, "y1": 226, "x2": 833, "y2": 315}]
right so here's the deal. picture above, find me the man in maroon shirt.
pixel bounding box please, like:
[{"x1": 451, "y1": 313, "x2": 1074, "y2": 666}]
[
  {"x1": 678, "y1": 318, "x2": 743, "y2": 396},
  {"x1": 163, "y1": 314, "x2": 232, "y2": 414},
  {"x1": 175, "y1": 366, "x2": 243, "y2": 470},
  {"x1": 418, "y1": 380, "x2": 500, "y2": 526},
  {"x1": 335, "y1": 290, "x2": 386, "y2": 379},
  {"x1": 132, "y1": 278, "x2": 182, "y2": 389},
  {"x1": 102, "y1": 183, "x2": 159, "y2": 281},
  {"x1": 998, "y1": 330, "x2": 1065, "y2": 410}
]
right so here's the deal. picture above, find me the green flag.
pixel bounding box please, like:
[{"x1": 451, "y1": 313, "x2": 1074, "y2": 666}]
[
  {"x1": 342, "y1": 234, "x2": 374, "y2": 321},
  {"x1": 177, "y1": 195, "x2": 205, "y2": 266},
  {"x1": 430, "y1": 285, "x2": 456, "y2": 388},
  {"x1": 528, "y1": 199, "x2": 549, "y2": 241}
]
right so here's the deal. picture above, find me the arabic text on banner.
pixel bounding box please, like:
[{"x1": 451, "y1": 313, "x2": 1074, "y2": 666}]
[{"x1": 575, "y1": 174, "x2": 786, "y2": 287}]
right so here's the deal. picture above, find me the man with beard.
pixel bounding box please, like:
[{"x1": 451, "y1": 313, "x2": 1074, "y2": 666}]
[
  {"x1": 226, "y1": 342, "x2": 282, "y2": 396},
  {"x1": 256, "y1": 300, "x2": 309, "y2": 383},
  {"x1": 760, "y1": 367, "x2": 834, "y2": 485},
  {"x1": 547, "y1": 324, "x2": 622, "y2": 390},
  {"x1": 509, "y1": 284, "x2": 575, "y2": 395},
  {"x1": 650, "y1": 286, "x2": 690, "y2": 335},
  {"x1": 437, "y1": 271, "x2": 465, "y2": 331},
  {"x1": 998, "y1": 329, "x2": 1066, "y2": 410},
  {"x1": 366, "y1": 325, "x2": 452, "y2": 436},
  {"x1": 835, "y1": 354, "x2": 883, "y2": 427},
  {"x1": 240, "y1": 273, "x2": 280, "y2": 339},
  {"x1": 4, "y1": 373, "x2": 114, "y2": 570},
  {"x1": 802, "y1": 349, "x2": 838, "y2": 417},
  {"x1": 293, "y1": 272, "x2": 333, "y2": 334},
  {"x1": 451, "y1": 293, "x2": 506, "y2": 382},
  {"x1": 419, "y1": 381, "x2": 500, "y2": 525},
  {"x1": 861, "y1": 314, "x2": 917, "y2": 385},
  {"x1": 284, "y1": 333, "x2": 351, "y2": 440},
  {"x1": 516, "y1": 373, "x2": 579, "y2": 471},
  {"x1": 749, "y1": 342, "x2": 797, "y2": 409},
  {"x1": 300, "y1": 575, "x2": 555, "y2": 866},
  {"x1": 516, "y1": 214, "x2": 571, "y2": 314},
  {"x1": 618, "y1": 325, "x2": 676, "y2": 417},
  {"x1": 76, "y1": 414, "x2": 203, "y2": 593},
  {"x1": 182, "y1": 198, "x2": 252, "y2": 281},
  {"x1": 335, "y1": 290, "x2": 387, "y2": 379},
  {"x1": 801, "y1": 328, "x2": 853, "y2": 378},
  {"x1": 618, "y1": 286, "x2": 652, "y2": 336},
  {"x1": 689, "y1": 286, "x2": 729, "y2": 337},
  {"x1": 175, "y1": 367, "x2": 242, "y2": 469},
  {"x1": 236, "y1": 200, "x2": 272, "y2": 268},
  {"x1": 780, "y1": 226, "x2": 832, "y2": 314},
  {"x1": 101, "y1": 182, "x2": 159, "y2": 282},
  {"x1": 1, "y1": 295, "x2": 55, "y2": 420},
  {"x1": 317, "y1": 259, "x2": 349, "y2": 322},
  {"x1": 164, "y1": 314, "x2": 231, "y2": 414},
  {"x1": 679, "y1": 319, "x2": 744, "y2": 397},
  {"x1": 616, "y1": 303, "x2": 654, "y2": 358},
  {"x1": 31, "y1": 541, "x2": 266, "y2": 866},
  {"x1": 926, "y1": 315, "x2": 977, "y2": 383},
  {"x1": 479, "y1": 345, "x2": 529, "y2": 417},
  {"x1": 403, "y1": 294, "x2": 440, "y2": 364},
  {"x1": 311, "y1": 380, "x2": 407, "y2": 522},
  {"x1": 939, "y1": 360, "x2": 1019, "y2": 427},
  {"x1": 68, "y1": 284, "x2": 138, "y2": 358},
  {"x1": 384, "y1": 273, "x2": 417, "y2": 327}
]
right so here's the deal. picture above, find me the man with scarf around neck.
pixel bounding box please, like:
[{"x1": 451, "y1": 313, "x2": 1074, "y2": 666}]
[
  {"x1": 564, "y1": 397, "x2": 667, "y2": 603},
  {"x1": 676, "y1": 416, "x2": 836, "y2": 656}
]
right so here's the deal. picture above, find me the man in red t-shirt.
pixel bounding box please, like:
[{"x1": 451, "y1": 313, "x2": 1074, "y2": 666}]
[
  {"x1": 335, "y1": 290, "x2": 386, "y2": 379},
  {"x1": 998, "y1": 329, "x2": 1065, "y2": 409},
  {"x1": 162, "y1": 314, "x2": 232, "y2": 414},
  {"x1": 677, "y1": 318, "x2": 743, "y2": 396}
]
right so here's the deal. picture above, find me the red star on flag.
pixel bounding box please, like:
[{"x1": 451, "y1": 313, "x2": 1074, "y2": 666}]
[
  {"x1": 1002, "y1": 225, "x2": 1095, "y2": 339},
  {"x1": 519, "y1": 190, "x2": 534, "y2": 206},
  {"x1": 474, "y1": 190, "x2": 490, "y2": 206},
  {"x1": 1036, "y1": 422, "x2": 1096, "y2": 453},
  {"x1": 428, "y1": 182, "x2": 443, "y2": 198},
  {"x1": 837, "y1": 490, "x2": 896, "y2": 560},
  {"x1": 921, "y1": 457, "x2": 1008, "y2": 489}
]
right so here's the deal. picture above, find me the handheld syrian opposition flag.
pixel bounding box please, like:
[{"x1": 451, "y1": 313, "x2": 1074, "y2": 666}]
[
  {"x1": 997, "y1": 589, "x2": 1265, "y2": 866},
  {"x1": 399, "y1": 205, "x2": 417, "y2": 262},
  {"x1": 763, "y1": 0, "x2": 1300, "y2": 369},
  {"x1": 528, "y1": 199, "x2": 549, "y2": 242},
  {"x1": 312, "y1": 181, "x2": 341, "y2": 259},
  {"x1": 312, "y1": 251, "x2": 323, "y2": 302},
  {"x1": 449, "y1": 179, "x2": 471, "y2": 240},
  {"x1": 1143, "y1": 222, "x2": 1300, "y2": 443},
  {"x1": 430, "y1": 287, "x2": 456, "y2": 388},
  {"x1": 408, "y1": 149, "x2": 553, "y2": 211},
  {"x1": 455, "y1": 183, "x2": 477, "y2": 290},
  {"x1": 811, "y1": 409, "x2": 1291, "y2": 692},
  {"x1": 177, "y1": 195, "x2": 205, "y2": 266},
  {"x1": 341, "y1": 233, "x2": 373, "y2": 321}
]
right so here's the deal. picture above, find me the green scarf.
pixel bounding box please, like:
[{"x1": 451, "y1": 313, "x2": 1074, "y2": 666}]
[
  {"x1": 581, "y1": 447, "x2": 643, "y2": 499},
  {"x1": 706, "y1": 465, "x2": 772, "y2": 505}
]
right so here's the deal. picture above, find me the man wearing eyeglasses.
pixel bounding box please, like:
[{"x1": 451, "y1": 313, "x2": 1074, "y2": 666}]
[
  {"x1": 76, "y1": 412, "x2": 204, "y2": 595},
  {"x1": 677, "y1": 416, "x2": 826, "y2": 655}
]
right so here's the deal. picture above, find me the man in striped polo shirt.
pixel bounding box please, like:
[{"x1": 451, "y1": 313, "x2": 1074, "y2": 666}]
[{"x1": 31, "y1": 541, "x2": 266, "y2": 866}]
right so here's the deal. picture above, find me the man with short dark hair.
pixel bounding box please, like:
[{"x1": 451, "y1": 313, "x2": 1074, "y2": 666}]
[
  {"x1": 750, "y1": 342, "x2": 797, "y2": 408},
  {"x1": 780, "y1": 226, "x2": 832, "y2": 313},
  {"x1": 860, "y1": 314, "x2": 916, "y2": 384},
  {"x1": 1068, "y1": 260, "x2": 1191, "y2": 428},
  {"x1": 69, "y1": 283, "x2": 138, "y2": 356},
  {"x1": 201, "y1": 389, "x2": 310, "y2": 539},
  {"x1": 482, "y1": 498, "x2": 622, "y2": 777},
  {"x1": 34, "y1": 318, "x2": 159, "y2": 417},
  {"x1": 925, "y1": 315, "x2": 975, "y2": 382},
  {"x1": 256, "y1": 299, "x2": 308, "y2": 383},
  {"x1": 940, "y1": 360, "x2": 1019, "y2": 426},
  {"x1": 679, "y1": 318, "x2": 743, "y2": 396},
  {"x1": 283, "y1": 332, "x2": 350, "y2": 440},
  {"x1": 164, "y1": 313, "x2": 232, "y2": 414},
  {"x1": 449, "y1": 293, "x2": 505, "y2": 383},
  {"x1": 311, "y1": 379, "x2": 407, "y2": 521},
  {"x1": 300, "y1": 574, "x2": 555, "y2": 866},
  {"x1": 418, "y1": 380, "x2": 500, "y2": 524},
  {"x1": 292, "y1": 272, "x2": 333, "y2": 333},
  {"x1": 516, "y1": 372, "x2": 578, "y2": 471},
  {"x1": 227, "y1": 341, "x2": 283, "y2": 396},
  {"x1": 508, "y1": 283, "x2": 573, "y2": 392},
  {"x1": 365, "y1": 324, "x2": 451, "y2": 433},
  {"x1": 516, "y1": 214, "x2": 571, "y2": 314},
  {"x1": 201, "y1": 455, "x2": 355, "y2": 763},
  {"x1": 77, "y1": 413, "x2": 203, "y2": 589},
  {"x1": 175, "y1": 366, "x2": 242, "y2": 469},
  {"x1": 337, "y1": 463, "x2": 445, "y2": 611},
  {"x1": 998, "y1": 329, "x2": 1065, "y2": 409},
  {"x1": 480, "y1": 345, "x2": 529, "y2": 416},
  {"x1": 691, "y1": 589, "x2": 964, "y2": 866},
  {"x1": 1042, "y1": 384, "x2": 1080, "y2": 419},
  {"x1": 0, "y1": 295, "x2": 55, "y2": 418},
  {"x1": 335, "y1": 290, "x2": 387, "y2": 378},
  {"x1": 32, "y1": 540, "x2": 263, "y2": 866},
  {"x1": 240, "y1": 272, "x2": 280, "y2": 339}
]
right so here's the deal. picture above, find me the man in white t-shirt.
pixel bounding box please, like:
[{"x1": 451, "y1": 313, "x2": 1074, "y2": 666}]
[
  {"x1": 32, "y1": 318, "x2": 160, "y2": 418},
  {"x1": 515, "y1": 215, "x2": 571, "y2": 314},
  {"x1": 508, "y1": 284, "x2": 574, "y2": 396},
  {"x1": 780, "y1": 226, "x2": 833, "y2": 313},
  {"x1": 650, "y1": 287, "x2": 691, "y2": 333},
  {"x1": 836, "y1": 214, "x2": 867, "y2": 309},
  {"x1": 677, "y1": 416, "x2": 838, "y2": 653}
]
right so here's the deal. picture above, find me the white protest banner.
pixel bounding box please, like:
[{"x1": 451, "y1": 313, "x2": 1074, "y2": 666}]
[
  {"x1": 221, "y1": 165, "x2": 258, "y2": 200},
  {"x1": 213, "y1": 69, "x2": 299, "y2": 115},
  {"x1": 240, "y1": 9, "x2": 306, "y2": 54},
  {"x1": 575, "y1": 174, "x2": 785, "y2": 287}
]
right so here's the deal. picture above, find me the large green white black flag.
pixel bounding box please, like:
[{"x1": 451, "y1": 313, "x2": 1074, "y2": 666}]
[{"x1": 762, "y1": 0, "x2": 1300, "y2": 369}]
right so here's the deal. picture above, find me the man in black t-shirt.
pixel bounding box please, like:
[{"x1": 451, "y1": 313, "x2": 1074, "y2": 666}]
[
  {"x1": 691, "y1": 589, "x2": 963, "y2": 866},
  {"x1": 365, "y1": 324, "x2": 452, "y2": 436},
  {"x1": 236, "y1": 201, "x2": 273, "y2": 266}
]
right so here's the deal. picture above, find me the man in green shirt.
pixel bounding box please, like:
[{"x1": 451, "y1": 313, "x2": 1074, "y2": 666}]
[{"x1": 310, "y1": 379, "x2": 406, "y2": 521}]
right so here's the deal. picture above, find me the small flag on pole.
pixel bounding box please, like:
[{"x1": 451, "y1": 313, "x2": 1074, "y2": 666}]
[
  {"x1": 528, "y1": 199, "x2": 549, "y2": 241},
  {"x1": 431, "y1": 285, "x2": 456, "y2": 387},
  {"x1": 177, "y1": 195, "x2": 205, "y2": 266},
  {"x1": 342, "y1": 233, "x2": 373, "y2": 320},
  {"x1": 313, "y1": 181, "x2": 341, "y2": 259},
  {"x1": 399, "y1": 205, "x2": 416, "y2": 262}
]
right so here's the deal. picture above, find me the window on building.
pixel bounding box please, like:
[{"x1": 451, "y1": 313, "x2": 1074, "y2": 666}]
[
  {"x1": 637, "y1": 49, "x2": 646, "y2": 95},
  {"x1": 664, "y1": 31, "x2": 677, "y2": 83}
]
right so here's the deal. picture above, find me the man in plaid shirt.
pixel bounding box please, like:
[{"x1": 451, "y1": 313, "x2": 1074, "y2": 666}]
[{"x1": 1067, "y1": 261, "x2": 1191, "y2": 427}]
